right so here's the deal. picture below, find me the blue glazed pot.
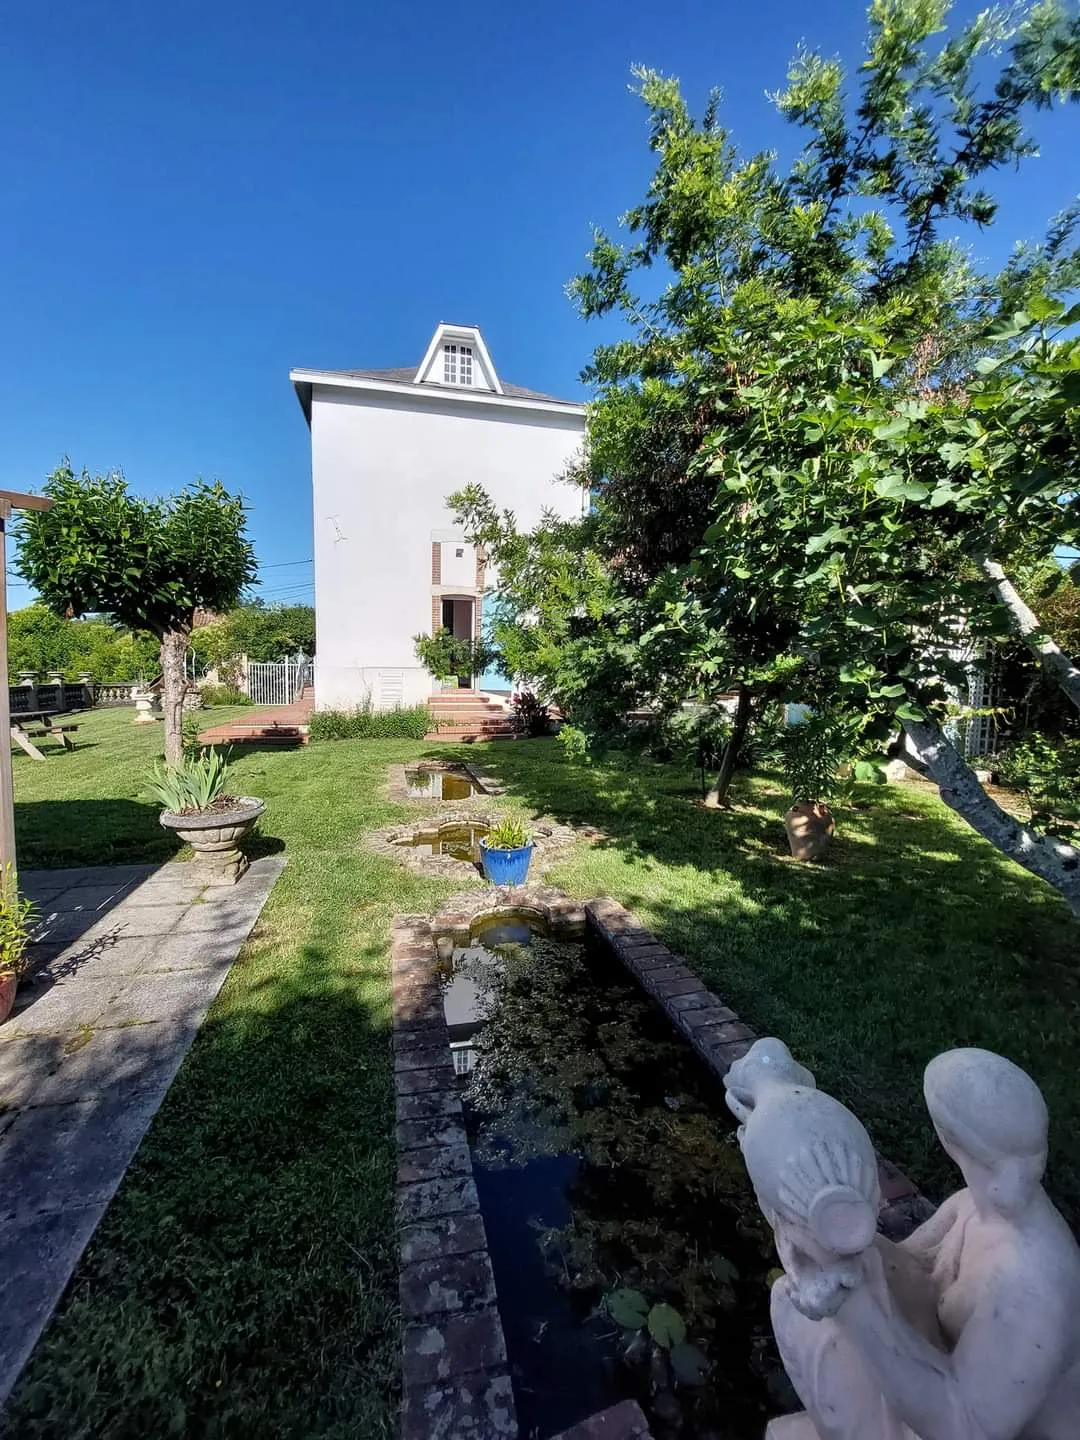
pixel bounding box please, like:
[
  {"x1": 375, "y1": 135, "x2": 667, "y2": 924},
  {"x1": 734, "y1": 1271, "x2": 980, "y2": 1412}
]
[{"x1": 480, "y1": 840, "x2": 534, "y2": 886}]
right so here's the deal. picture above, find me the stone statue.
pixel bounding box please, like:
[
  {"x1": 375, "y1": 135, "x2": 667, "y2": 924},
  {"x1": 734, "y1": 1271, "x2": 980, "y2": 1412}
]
[{"x1": 724, "y1": 1040, "x2": 1080, "y2": 1440}]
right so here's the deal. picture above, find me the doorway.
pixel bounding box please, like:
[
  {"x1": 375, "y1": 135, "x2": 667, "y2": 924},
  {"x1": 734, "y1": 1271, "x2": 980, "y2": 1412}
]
[{"x1": 441, "y1": 596, "x2": 475, "y2": 689}]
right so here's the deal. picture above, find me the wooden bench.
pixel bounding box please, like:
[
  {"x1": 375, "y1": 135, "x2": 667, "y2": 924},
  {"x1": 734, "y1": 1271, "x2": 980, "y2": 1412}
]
[{"x1": 24, "y1": 724, "x2": 79, "y2": 750}]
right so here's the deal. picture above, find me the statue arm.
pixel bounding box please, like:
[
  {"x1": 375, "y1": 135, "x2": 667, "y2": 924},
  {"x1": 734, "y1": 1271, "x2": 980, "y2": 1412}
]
[
  {"x1": 836, "y1": 1266, "x2": 1066, "y2": 1440},
  {"x1": 899, "y1": 1191, "x2": 964, "y2": 1264}
]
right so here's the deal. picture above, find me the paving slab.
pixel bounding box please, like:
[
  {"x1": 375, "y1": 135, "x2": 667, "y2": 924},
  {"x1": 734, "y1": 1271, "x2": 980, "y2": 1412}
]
[{"x1": 0, "y1": 854, "x2": 285, "y2": 1407}]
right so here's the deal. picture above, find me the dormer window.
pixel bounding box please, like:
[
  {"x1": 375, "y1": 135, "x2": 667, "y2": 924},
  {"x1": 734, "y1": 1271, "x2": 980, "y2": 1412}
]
[{"x1": 443, "y1": 342, "x2": 473, "y2": 386}]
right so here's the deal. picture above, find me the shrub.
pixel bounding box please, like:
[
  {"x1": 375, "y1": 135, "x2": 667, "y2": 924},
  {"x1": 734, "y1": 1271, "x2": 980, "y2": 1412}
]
[
  {"x1": 510, "y1": 689, "x2": 551, "y2": 737},
  {"x1": 200, "y1": 684, "x2": 253, "y2": 707},
  {"x1": 993, "y1": 733, "x2": 1080, "y2": 839},
  {"x1": 0, "y1": 868, "x2": 37, "y2": 980},
  {"x1": 308, "y1": 702, "x2": 433, "y2": 742},
  {"x1": 150, "y1": 748, "x2": 232, "y2": 813},
  {"x1": 484, "y1": 817, "x2": 531, "y2": 850},
  {"x1": 557, "y1": 724, "x2": 589, "y2": 763}
]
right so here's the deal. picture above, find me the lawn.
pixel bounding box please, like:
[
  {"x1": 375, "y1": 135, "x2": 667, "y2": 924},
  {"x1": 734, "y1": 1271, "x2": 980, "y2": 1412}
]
[{"x1": 4, "y1": 707, "x2": 1079, "y2": 1437}]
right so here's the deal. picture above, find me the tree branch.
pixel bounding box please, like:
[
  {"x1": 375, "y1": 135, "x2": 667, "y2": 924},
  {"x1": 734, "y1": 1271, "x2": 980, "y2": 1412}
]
[
  {"x1": 977, "y1": 554, "x2": 1080, "y2": 716},
  {"x1": 902, "y1": 712, "x2": 1080, "y2": 917}
]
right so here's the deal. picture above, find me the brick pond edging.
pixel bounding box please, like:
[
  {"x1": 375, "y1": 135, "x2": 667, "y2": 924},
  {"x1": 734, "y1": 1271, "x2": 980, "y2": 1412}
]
[
  {"x1": 391, "y1": 913, "x2": 518, "y2": 1440},
  {"x1": 391, "y1": 889, "x2": 929, "y2": 1437},
  {"x1": 584, "y1": 898, "x2": 934, "y2": 1239}
]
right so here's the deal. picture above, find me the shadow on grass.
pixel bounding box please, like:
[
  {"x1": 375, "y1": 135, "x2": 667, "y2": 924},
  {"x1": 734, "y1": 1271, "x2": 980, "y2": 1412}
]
[
  {"x1": 464, "y1": 741, "x2": 1080, "y2": 1228},
  {"x1": 16, "y1": 799, "x2": 178, "y2": 869},
  {"x1": 15, "y1": 799, "x2": 286, "y2": 871},
  {"x1": 2, "y1": 926, "x2": 399, "y2": 1439}
]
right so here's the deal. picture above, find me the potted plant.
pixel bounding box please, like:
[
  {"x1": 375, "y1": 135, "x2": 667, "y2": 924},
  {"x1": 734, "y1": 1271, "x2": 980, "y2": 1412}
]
[
  {"x1": 0, "y1": 872, "x2": 37, "y2": 1026},
  {"x1": 479, "y1": 817, "x2": 534, "y2": 885},
  {"x1": 151, "y1": 747, "x2": 265, "y2": 885},
  {"x1": 779, "y1": 714, "x2": 840, "y2": 861},
  {"x1": 413, "y1": 629, "x2": 499, "y2": 690}
]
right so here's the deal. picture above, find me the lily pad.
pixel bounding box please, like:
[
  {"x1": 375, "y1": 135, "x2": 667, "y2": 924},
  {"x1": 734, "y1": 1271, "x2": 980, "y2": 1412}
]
[
  {"x1": 607, "y1": 1287, "x2": 649, "y2": 1329},
  {"x1": 647, "y1": 1302, "x2": 686, "y2": 1349},
  {"x1": 707, "y1": 1255, "x2": 740, "y2": 1283},
  {"x1": 670, "y1": 1341, "x2": 710, "y2": 1386}
]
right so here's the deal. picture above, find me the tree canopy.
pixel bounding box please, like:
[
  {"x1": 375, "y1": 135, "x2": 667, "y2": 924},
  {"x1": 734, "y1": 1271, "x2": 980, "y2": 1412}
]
[
  {"x1": 454, "y1": 0, "x2": 1080, "y2": 911},
  {"x1": 17, "y1": 463, "x2": 256, "y2": 763}
]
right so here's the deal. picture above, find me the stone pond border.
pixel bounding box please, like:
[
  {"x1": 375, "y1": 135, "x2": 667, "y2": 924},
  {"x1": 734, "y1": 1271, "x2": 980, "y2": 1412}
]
[
  {"x1": 369, "y1": 813, "x2": 589, "y2": 884},
  {"x1": 386, "y1": 760, "x2": 504, "y2": 804},
  {"x1": 391, "y1": 890, "x2": 930, "y2": 1437}
]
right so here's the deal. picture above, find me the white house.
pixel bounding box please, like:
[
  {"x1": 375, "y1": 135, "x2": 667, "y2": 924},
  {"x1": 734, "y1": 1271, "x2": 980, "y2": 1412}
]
[{"x1": 291, "y1": 323, "x2": 587, "y2": 711}]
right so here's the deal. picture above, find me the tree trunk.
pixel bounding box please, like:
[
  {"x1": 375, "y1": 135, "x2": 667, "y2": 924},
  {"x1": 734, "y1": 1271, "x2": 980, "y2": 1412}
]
[
  {"x1": 160, "y1": 628, "x2": 189, "y2": 767},
  {"x1": 704, "y1": 684, "x2": 752, "y2": 808},
  {"x1": 978, "y1": 554, "x2": 1080, "y2": 716},
  {"x1": 902, "y1": 712, "x2": 1080, "y2": 917}
]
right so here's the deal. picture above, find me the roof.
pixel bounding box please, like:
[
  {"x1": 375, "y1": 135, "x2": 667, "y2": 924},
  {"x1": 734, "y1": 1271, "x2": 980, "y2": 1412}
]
[
  {"x1": 329, "y1": 366, "x2": 575, "y2": 406},
  {"x1": 290, "y1": 323, "x2": 585, "y2": 424}
]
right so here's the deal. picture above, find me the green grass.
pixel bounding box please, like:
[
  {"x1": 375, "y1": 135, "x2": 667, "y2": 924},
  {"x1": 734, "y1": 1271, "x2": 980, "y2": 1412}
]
[{"x1": 4, "y1": 711, "x2": 1079, "y2": 1437}]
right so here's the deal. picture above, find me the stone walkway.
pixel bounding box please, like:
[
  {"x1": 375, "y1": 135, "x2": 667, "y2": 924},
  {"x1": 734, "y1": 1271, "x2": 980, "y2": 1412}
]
[{"x1": 0, "y1": 856, "x2": 285, "y2": 1406}]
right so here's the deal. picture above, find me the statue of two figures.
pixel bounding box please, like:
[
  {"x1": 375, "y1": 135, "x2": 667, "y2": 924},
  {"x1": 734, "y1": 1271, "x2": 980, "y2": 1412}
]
[{"x1": 724, "y1": 1039, "x2": 1080, "y2": 1440}]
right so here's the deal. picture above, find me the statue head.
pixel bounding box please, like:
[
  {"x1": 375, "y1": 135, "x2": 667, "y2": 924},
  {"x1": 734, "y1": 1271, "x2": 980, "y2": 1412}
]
[
  {"x1": 740, "y1": 1082, "x2": 881, "y2": 1318},
  {"x1": 724, "y1": 1037, "x2": 816, "y2": 1127},
  {"x1": 924, "y1": 1048, "x2": 1048, "y2": 1220}
]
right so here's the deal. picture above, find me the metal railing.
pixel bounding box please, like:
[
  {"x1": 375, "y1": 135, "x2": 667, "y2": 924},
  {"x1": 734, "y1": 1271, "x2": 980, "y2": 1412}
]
[{"x1": 245, "y1": 655, "x2": 313, "y2": 707}]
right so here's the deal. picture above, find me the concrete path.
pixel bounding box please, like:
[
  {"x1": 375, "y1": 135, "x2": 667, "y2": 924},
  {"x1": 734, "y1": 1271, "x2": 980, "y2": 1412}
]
[{"x1": 0, "y1": 856, "x2": 285, "y2": 1406}]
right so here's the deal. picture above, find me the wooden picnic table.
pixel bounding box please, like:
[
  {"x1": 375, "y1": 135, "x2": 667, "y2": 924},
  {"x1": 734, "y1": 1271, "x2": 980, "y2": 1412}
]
[{"x1": 10, "y1": 711, "x2": 80, "y2": 760}]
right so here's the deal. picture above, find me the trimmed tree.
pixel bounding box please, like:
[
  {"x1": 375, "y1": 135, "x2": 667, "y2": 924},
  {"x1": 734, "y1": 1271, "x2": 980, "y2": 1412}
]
[{"x1": 16, "y1": 464, "x2": 256, "y2": 765}]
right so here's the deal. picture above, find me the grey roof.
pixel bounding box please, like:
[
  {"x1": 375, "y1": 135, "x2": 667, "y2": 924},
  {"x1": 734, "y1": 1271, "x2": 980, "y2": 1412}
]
[{"x1": 298, "y1": 365, "x2": 582, "y2": 408}]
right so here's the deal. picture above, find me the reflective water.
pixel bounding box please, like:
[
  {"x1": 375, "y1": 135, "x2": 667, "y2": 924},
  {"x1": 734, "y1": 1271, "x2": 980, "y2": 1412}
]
[
  {"x1": 404, "y1": 766, "x2": 481, "y2": 801},
  {"x1": 393, "y1": 823, "x2": 489, "y2": 864},
  {"x1": 439, "y1": 920, "x2": 795, "y2": 1439}
]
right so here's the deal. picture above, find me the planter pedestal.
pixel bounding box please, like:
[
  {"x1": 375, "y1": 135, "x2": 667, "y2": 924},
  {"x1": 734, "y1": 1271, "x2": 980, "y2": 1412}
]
[{"x1": 159, "y1": 798, "x2": 265, "y2": 886}]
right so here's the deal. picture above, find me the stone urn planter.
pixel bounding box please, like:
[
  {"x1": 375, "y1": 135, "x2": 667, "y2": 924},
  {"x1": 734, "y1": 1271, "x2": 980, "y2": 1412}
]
[
  {"x1": 784, "y1": 801, "x2": 835, "y2": 861},
  {"x1": 159, "y1": 797, "x2": 265, "y2": 885}
]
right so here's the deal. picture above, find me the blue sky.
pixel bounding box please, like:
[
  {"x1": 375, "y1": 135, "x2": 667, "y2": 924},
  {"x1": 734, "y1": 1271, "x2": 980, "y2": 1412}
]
[{"x1": 3, "y1": 0, "x2": 1077, "y2": 609}]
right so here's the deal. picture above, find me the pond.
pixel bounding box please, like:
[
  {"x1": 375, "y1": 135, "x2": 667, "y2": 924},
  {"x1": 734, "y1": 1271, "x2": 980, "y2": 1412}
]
[
  {"x1": 437, "y1": 917, "x2": 797, "y2": 1439},
  {"x1": 404, "y1": 765, "x2": 483, "y2": 801},
  {"x1": 393, "y1": 822, "x2": 489, "y2": 866}
]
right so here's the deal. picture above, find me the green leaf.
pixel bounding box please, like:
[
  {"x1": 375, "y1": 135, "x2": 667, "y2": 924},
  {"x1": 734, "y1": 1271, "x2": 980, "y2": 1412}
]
[
  {"x1": 707, "y1": 1255, "x2": 740, "y2": 1283},
  {"x1": 647, "y1": 1303, "x2": 686, "y2": 1349},
  {"x1": 870, "y1": 354, "x2": 896, "y2": 379},
  {"x1": 873, "y1": 476, "x2": 930, "y2": 502},
  {"x1": 669, "y1": 1342, "x2": 710, "y2": 1386},
  {"x1": 974, "y1": 355, "x2": 1004, "y2": 374},
  {"x1": 876, "y1": 683, "x2": 907, "y2": 698},
  {"x1": 895, "y1": 702, "x2": 927, "y2": 722},
  {"x1": 872, "y1": 417, "x2": 910, "y2": 441},
  {"x1": 607, "y1": 1288, "x2": 649, "y2": 1329},
  {"x1": 854, "y1": 759, "x2": 888, "y2": 784},
  {"x1": 766, "y1": 1268, "x2": 785, "y2": 1288}
]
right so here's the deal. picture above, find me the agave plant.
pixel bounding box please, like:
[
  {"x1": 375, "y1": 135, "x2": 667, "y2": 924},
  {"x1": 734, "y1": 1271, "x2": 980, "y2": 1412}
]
[
  {"x1": 484, "y1": 817, "x2": 531, "y2": 851},
  {"x1": 150, "y1": 747, "x2": 232, "y2": 814}
]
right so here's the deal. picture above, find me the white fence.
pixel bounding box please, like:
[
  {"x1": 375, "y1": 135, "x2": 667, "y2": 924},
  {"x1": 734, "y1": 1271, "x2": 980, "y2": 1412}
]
[{"x1": 245, "y1": 656, "x2": 313, "y2": 707}]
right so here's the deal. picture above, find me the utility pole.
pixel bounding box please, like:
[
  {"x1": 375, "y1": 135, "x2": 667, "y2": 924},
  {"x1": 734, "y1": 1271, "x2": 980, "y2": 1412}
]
[{"x1": 0, "y1": 490, "x2": 53, "y2": 893}]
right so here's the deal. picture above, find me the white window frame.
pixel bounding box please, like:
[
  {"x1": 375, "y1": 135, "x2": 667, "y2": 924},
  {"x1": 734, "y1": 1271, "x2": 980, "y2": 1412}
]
[{"x1": 443, "y1": 342, "x2": 474, "y2": 387}]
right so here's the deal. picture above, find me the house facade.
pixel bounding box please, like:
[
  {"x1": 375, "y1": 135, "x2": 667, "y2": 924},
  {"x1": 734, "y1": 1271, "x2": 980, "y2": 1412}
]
[{"x1": 291, "y1": 323, "x2": 586, "y2": 711}]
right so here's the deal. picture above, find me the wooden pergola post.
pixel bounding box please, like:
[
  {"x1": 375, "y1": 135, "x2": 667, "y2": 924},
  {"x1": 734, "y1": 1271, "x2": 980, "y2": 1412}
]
[{"x1": 0, "y1": 490, "x2": 53, "y2": 894}]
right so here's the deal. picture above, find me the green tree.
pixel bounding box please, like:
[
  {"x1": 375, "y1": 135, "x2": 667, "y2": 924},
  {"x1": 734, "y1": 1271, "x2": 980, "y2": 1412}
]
[
  {"x1": 489, "y1": 0, "x2": 1080, "y2": 905},
  {"x1": 16, "y1": 464, "x2": 256, "y2": 765},
  {"x1": 7, "y1": 605, "x2": 159, "y2": 682}
]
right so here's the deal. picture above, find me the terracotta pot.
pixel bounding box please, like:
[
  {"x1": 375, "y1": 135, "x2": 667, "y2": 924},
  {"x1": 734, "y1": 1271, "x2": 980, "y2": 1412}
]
[
  {"x1": 159, "y1": 797, "x2": 265, "y2": 885},
  {"x1": 784, "y1": 801, "x2": 835, "y2": 861},
  {"x1": 0, "y1": 971, "x2": 17, "y2": 1026}
]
